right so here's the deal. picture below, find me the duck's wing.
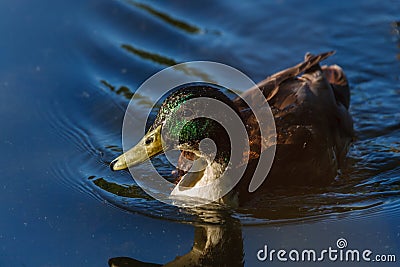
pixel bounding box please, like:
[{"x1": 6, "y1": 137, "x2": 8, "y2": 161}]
[
  {"x1": 260, "y1": 51, "x2": 336, "y2": 100},
  {"x1": 234, "y1": 51, "x2": 342, "y2": 159},
  {"x1": 235, "y1": 51, "x2": 336, "y2": 108}
]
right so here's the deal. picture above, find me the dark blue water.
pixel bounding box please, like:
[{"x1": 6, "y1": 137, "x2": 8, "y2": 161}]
[{"x1": 1, "y1": 0, "x2": 399, "y2": 266}]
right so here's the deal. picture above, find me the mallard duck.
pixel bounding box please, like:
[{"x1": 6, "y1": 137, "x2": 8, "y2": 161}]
[{"x1": 110, "y1": 51, "x2": 354, "y2": 206}]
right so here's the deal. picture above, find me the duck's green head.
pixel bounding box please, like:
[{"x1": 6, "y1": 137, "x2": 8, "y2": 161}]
[{"x1": 110, "y1": 84, "x2": 238, "y2": 171}]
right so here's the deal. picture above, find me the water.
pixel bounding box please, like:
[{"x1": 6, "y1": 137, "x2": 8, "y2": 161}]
[{"x1": 1, "y1": 0, "x2": 399, "y2": 266}]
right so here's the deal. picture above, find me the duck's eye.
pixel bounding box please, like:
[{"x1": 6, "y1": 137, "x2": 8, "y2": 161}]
[
  {"x1": 182, "y1": 109, "x2": 193, "y2": 118},
  {"x1": 145, "y1": 136, "x2": 154, "y2": 145}
]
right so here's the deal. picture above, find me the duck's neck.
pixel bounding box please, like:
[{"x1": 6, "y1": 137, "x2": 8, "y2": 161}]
[
  {"x1": 171, "y1": 151, "x2": 239, "y2": 206},
  {"x1": 197, "y1": 159, "x2": 227, "y2": 186}
]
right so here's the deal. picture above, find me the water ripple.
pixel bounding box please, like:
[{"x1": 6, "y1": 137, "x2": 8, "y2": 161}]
[
  {"x1": 123, "y1": 0, "x2": 202, "y2": 34},
  {"x1": 121, "y1": 43, "x2": 178, "y2": 66}
]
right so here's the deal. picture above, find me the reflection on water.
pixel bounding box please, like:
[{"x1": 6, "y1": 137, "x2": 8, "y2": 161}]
[
  {"x1": 101, "y1": 79, "x2": 135, "y2": 99},
  {"x1": 122, "y1": 44, "x2": 178, "y2": 67},
  {"x1": 92, "y1": 176, "x2": 150, "y2": 200},
  {"x1": 109, "y1": 210, "x2": 244, "y2": 267},
  {"x1": 124, "y1": 0, "x2": 202, "y2": 34}
]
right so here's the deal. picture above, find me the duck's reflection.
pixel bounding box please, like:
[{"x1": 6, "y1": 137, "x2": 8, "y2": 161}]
[{"x1": 108, "y1": 210, "x2": 244, "y2": 267}]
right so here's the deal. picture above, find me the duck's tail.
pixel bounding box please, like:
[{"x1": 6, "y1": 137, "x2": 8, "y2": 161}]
[{"x1": 321, "y1": 64, "x2": 350, "y2": 109}]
